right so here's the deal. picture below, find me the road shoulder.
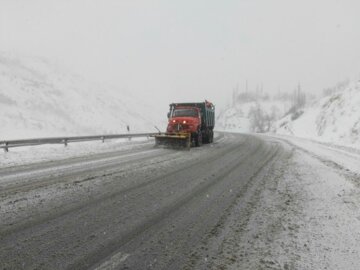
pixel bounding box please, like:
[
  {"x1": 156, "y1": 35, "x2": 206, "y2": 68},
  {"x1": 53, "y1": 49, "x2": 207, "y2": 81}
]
[{"x1": 197, "y1": 137, "x2": 360, "y2": 269}]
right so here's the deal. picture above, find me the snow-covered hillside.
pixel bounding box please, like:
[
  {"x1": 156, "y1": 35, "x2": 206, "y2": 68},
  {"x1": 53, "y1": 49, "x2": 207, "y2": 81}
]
[
  {"x1": 217, "y1": 97, "x2": 292, "y2": 133},
  {"x1": 0, "y1": 53, "x2": 164, "y2": 140},
  {"x1": 276, "y1": 81, "x2": 360, "y2": 148}
]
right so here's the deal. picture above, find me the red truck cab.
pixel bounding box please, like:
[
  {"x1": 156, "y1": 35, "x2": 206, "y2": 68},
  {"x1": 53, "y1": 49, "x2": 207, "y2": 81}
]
[{"x1": 167, "y1": 106, "x2": 201, "y2": 134}]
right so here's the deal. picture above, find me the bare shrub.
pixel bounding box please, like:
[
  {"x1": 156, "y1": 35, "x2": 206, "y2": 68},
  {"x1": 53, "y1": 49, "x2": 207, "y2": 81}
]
[{"x1": 248, "y1": 103, "x2": 274, "y2": 133}]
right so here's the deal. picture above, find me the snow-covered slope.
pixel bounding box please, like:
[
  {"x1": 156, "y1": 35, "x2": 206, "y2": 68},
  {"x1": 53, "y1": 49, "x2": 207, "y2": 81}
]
[
  {"x1": 0, "y1": 53, "x2": 164, "y2": 140},
  {"x1": 276, "y1": 81, "x2": 360, "y2": 148},
  {"x1": 217, "y1": 99, "x2": 292, "y2": 133}
]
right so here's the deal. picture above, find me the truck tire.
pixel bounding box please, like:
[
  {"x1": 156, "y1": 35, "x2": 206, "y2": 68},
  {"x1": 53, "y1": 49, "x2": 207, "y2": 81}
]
[
  {"x1": 195, "y1": 131, "x2": 202, "y2": 147},
  {"x1": 202, "y1": 129, "x2": 211, "y2": 144},
  {"x1": 202, "y1": 132, "x2": 208, "y2": 144}
]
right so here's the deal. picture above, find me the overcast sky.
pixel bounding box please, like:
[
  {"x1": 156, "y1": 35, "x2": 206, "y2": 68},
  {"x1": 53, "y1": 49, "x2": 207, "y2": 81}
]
[{"x1": 1, "y1": 0, "x2": 360, "y2": 109}]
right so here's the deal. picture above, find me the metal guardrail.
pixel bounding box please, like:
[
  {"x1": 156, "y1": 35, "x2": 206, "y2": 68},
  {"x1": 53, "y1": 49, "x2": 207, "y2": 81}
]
[{"x1": 0, "y1": 133, "x2": 158, "y2": 152}]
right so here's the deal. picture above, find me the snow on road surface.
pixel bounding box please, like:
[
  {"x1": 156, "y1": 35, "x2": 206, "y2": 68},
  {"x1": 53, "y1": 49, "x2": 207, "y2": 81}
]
[
  {"x1": 196, "y1": 133, "x2": 360, "y2": 270},
  {"x1": 0, "y1": 132, "x2": 359, "y2": 269},
  {"x1": 273, "y1": 134, "x2": 360, "y2": 174},
  {"x1": 0, "y1": 137, "x2": 151, "y2": 169},
  {"x1": 0, "y1": 133, "x2": 224, "y2": 169}
]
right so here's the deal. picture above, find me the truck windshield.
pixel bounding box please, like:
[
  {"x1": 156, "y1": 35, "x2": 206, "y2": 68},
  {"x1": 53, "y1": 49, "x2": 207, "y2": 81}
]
[{"x1": 172, "y1": 109, "x2": 198, "y2": 117}]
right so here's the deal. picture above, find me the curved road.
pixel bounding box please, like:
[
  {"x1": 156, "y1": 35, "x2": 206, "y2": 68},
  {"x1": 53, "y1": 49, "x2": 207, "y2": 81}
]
[{"x1": 0, "y1": 133, "x2": 295, "y2": 269}]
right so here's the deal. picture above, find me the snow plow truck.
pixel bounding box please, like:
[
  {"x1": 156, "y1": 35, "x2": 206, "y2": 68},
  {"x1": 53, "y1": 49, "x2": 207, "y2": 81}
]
[{"x1": 154, "y1": 100, "x2": 215, "y2": 149}]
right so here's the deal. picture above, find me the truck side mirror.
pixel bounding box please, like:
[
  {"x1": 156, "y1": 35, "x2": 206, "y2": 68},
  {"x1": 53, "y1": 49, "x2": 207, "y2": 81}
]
[{"x1": 167, "y1": 112, "x2": 170, "y2": 118}]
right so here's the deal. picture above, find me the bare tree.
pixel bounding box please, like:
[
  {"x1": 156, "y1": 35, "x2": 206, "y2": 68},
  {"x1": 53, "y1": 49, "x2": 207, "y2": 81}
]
[
  {"x1": 248, "y1": 103, "x2": 273, "y2": 133},
  {"x1": 291, "y1": 83, "x2": 306, "y2": 110}
]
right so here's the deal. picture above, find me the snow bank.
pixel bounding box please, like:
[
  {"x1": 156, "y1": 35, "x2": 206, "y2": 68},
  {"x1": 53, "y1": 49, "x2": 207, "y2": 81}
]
[
  {"x1": 268, "y1": 133, "x2": 360, "y2": 174},
  {"x1": 276, "y1": 81, "x2": 360, "y2": 149},
  {"x1": 0, "y1": 137, "x2": 152, "y2": 169}
]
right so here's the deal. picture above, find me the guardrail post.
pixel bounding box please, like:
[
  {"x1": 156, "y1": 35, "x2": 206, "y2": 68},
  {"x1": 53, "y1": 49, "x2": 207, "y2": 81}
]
[{"x1": 4, "y1": 142, "x2": 9, "y2": 153}]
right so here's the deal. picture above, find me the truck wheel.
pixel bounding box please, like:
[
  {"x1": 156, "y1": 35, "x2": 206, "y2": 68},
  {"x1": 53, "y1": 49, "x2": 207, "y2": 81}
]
[
  {"x1": 203, "y1": 129, "x2": 211, "y2": 144},
  {"x1": 195, "y1": 131, "x2": 202, "y2": 147},
  {"x1": 202, "y1": 135, "x2": 208, "y2": 144},
  {"x1": 209, "y1": 130, "x2": 214, "y2": 143}
]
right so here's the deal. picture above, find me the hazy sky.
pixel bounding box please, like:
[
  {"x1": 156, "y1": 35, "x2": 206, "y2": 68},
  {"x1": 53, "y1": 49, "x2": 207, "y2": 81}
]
[{"x1": 1, "y1": 0, "x2": 360, "y2": 109}]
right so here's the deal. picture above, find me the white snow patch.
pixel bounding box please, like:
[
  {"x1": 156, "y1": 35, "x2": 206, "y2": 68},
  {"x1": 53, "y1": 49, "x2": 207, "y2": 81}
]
[
  {"x1": 270, "y1": 134, "x2": 360, "y2": 175},
  {"x1": 0, "y1": 137, "x2": 153, "y2": 169},
  {"x1": 0, "y1": 52, "x2": 165, "y2": 140},
  {"x1": 276, "y1": 80, "x2": 360, "y2": 149}
]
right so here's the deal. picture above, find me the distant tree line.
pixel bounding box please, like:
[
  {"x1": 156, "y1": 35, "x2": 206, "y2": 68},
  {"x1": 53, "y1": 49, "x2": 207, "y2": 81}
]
[
  {"x1": 287, "y1": 83, "x2": 306, "y2": 114},
  {"x1": 322, "y1": 79, "x2": 350, "y2": 97},
  {"x1": 231, "y1": 78, "x2": 353, "y2": 133},
  {"x1": 232, "y1": 86, "x2": 270, "y2": 105},
  {"x1": 231, "y1": 82, "x2": 309, "y2": 133}
]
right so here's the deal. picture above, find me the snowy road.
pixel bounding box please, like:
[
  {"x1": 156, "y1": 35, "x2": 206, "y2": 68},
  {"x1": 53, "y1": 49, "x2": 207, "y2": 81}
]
[{"x1": 0, "y1": 133, "x2": 359, "y2": 269}]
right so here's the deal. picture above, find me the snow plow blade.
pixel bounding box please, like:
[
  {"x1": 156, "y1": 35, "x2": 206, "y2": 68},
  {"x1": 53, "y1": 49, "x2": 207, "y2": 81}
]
[{"x1": 153, "y1": 133, "x2": 191, "y2": 149}]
